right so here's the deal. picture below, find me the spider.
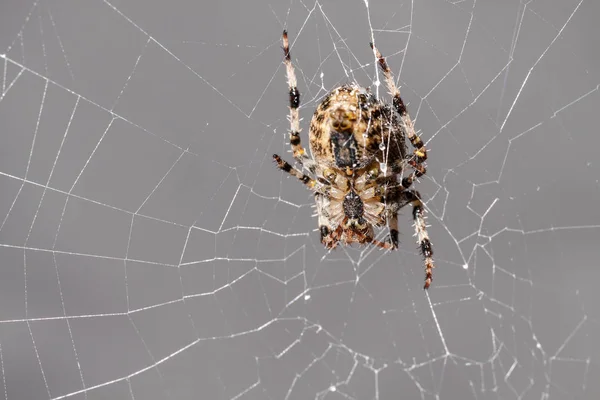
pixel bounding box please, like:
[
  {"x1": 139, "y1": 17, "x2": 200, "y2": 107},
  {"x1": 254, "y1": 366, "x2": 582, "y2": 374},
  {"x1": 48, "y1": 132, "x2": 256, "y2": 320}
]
[{"x1": 273, "y1": 30, "x2": 435, "y2": 289}]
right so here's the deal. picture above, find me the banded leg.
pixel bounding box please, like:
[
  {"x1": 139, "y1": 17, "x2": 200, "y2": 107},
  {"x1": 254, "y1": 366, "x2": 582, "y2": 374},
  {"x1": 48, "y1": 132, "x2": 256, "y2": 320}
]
[
  {"x1": 282, "y1": 31, "x2": 311, "y2": 166},
  {"x1": 370, "y1": 43, "x2": 427, "y2": 178},
  {"x1": 273, "y1": 154, "x2": 316, "y2": 189},
  {"x1": 392, "y1": 190, "x2": 435, "y2": 289},
  {"x1": 410, "y1": 191, "x2": 434, "y2": 289}
]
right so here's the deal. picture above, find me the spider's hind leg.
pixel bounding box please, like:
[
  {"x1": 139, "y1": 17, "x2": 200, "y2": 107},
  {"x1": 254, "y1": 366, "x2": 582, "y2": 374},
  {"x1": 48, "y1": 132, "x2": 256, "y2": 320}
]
[
  {"x1": 409, "y1": 191, "x2": 435, "y2": 289},
  {"x1": 282, "y1": 30, "x2": 311, "y2": 166},
  {"x1": 388, "y1": 190, "x2": 435, "y2": 289}
]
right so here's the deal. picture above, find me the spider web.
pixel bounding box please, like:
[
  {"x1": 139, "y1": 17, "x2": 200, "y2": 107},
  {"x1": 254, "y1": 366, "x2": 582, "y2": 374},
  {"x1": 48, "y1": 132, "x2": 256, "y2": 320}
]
[{"x1": 0, "y1": 0, "x2": 598, "y2": 399}]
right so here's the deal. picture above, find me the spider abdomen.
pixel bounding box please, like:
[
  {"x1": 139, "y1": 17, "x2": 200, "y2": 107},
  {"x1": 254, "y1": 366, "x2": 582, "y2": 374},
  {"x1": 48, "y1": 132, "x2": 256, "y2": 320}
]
[{"x1": 308, "y1": 84, "x2": 407, "y2": 172}]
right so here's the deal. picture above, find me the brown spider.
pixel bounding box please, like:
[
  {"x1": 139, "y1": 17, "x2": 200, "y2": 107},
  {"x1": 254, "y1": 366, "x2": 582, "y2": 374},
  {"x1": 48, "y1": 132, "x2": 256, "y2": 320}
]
[{"x1": 273, "y1": 31, "x2": 435, "y2": 289}]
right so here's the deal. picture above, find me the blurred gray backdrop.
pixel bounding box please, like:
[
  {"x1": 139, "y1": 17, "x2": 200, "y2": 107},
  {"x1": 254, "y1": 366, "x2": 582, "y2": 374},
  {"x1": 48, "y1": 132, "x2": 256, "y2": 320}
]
[{"x1": 0, "y1": 0, "x2": 599, "y2": 399}]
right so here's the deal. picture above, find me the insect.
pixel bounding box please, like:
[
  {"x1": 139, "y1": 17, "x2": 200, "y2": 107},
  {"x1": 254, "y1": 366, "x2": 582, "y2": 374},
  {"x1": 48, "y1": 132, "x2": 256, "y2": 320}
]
[{"x1": 273, "y1": 31, "x2": 435, "y2": 289}]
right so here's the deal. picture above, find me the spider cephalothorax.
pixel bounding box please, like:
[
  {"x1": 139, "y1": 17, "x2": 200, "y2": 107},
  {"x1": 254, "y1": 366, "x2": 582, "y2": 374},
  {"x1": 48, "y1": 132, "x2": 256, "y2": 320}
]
[{"x1": 273, "y1": 31, "x2": 435, "y2": 289}]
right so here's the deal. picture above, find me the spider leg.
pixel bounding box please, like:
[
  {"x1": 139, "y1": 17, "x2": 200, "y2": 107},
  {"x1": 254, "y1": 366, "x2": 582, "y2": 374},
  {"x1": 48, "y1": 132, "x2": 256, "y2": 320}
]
[
  {"x1": 370, "y1": 170, "x2": 414, "y2": 193},
  {"x1": 409, "y1": 191, "x2": 435, "y2": 290},
  {"x1": 273, "y1": 154, "x2": 316, "y2": 190},
  {"x1": 387, "y1": 190, "x2": 435, "y2": 289},
  {"x1": 370, "y1": 43, "x2": 428, "y2": 179},
  {"x1": 282, "y1": 31, "x2": 311, "y2": 166}
]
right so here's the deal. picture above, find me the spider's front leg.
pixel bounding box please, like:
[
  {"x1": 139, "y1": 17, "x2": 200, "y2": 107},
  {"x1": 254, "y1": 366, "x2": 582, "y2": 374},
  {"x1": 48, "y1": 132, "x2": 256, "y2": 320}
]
[{"x1": 370, "y1": 43, "x2": 428, "y2": 179}]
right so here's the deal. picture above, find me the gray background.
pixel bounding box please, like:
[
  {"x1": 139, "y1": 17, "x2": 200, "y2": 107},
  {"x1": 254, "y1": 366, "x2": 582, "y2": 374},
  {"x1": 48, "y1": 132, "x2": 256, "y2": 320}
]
[{"x1": 0, "y1": 0, "x2": 598, "y2": 399}]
